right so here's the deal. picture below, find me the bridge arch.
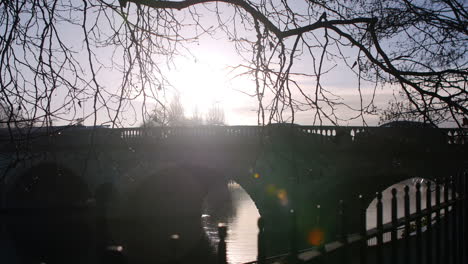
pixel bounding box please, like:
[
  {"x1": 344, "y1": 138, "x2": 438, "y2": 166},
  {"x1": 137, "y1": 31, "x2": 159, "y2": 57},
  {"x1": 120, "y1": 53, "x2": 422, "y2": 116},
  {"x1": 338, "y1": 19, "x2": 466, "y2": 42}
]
[
  {"x1": 4, "y1": 162, "x2": 94, "y2": 264},
  {"x1": 6, "y1": 162, "x2": 90, "y2": 208},
  {"x1": 109, "y1": 163, "x2": 260, "y2": 263}
]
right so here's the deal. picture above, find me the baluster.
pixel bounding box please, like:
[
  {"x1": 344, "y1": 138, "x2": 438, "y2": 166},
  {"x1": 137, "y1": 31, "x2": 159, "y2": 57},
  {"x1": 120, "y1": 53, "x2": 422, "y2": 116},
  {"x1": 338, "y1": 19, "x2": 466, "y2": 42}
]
[
  {"x1": 404, "y1": 185, "x2": 410, "y2": 264},
  {"x1": 444, "y1": 177, "x2": 450, "y2": 263},
  {"x1": 376, "y1": 191, "x2": 383, "y2": 264},
  {"x1": 359, "y1": 194, "x2": 367, "y2": 264},
  {"x1": 435, "y1": 179, "x2": 441, "y2": 264},
  {"x1": 426, "y1": 181, "x2": 433, "y2": 264},
  {"x1": 257, "y1": 217, "x2": 266, "y2": 264},
  {"x1": 217, "y1": 224, "x2": 227, "y2": 264},
  {"x1": 391, "y1": 188, "x2": 398, "y2": 264},
  {"x1": 416, "y1": 182, "x2": 422, "y2": 264}
]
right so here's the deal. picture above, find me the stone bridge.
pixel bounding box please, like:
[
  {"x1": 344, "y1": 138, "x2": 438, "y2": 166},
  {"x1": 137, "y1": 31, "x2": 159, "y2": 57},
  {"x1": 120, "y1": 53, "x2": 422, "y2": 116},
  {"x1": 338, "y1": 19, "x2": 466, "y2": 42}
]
[{"x1": 0, "y1": 125, "x2": 467, "y2": 261}]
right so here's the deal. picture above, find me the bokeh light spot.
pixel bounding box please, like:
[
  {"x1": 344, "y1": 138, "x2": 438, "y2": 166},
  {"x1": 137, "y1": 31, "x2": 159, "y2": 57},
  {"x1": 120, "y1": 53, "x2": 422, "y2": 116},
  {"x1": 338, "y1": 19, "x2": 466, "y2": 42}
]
[
  {"x1": 277, "y1": 189, "x2": 287, "y2": 200},
  {"x1": 308, "y1": 228, "x2": 324, "y2": 246},
  {"x1": 266, "y1": 184, "x2": 276, "y2": 195},
  {"x1": 277, "y1": 189, "x2": 288, "y2": 206},
  {"x1": 254, "y1": 173, "x2": 260, "y2": 179}
]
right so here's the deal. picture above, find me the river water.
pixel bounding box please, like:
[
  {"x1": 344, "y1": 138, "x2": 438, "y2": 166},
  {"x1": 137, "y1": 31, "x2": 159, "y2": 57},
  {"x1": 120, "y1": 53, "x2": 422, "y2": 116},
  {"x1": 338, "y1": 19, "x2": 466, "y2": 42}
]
[{"x1": 201, "y1": 182, "x2": 261, "y2": 264}]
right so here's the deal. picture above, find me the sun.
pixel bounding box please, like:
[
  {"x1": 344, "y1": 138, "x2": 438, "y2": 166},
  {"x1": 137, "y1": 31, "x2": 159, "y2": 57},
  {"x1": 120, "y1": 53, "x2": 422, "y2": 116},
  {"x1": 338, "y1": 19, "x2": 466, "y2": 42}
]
[
  {"x1": 163, "y1": 43, "x2": 259, "y2": 125},
  {"x1": 168, "y1": 54, "x2": 230, "y2": 116}
]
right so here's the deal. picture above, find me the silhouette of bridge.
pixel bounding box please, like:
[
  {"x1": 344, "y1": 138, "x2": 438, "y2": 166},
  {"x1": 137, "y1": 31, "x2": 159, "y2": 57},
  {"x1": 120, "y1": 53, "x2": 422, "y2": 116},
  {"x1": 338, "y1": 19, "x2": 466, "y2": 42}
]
[{"x1": 0, "y1": 125, "x2": 467, "y2": 261}]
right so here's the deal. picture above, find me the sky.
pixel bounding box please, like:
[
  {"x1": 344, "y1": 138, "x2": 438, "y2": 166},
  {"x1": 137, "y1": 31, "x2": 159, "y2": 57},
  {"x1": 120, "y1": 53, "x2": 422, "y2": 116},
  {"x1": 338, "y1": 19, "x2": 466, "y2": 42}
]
[
  {"x1": 161, "y1": 37, "x2": 395, "y2": 126},
  {"x1": 134, "y1": 5, "x2": 397, "y2": 127},
  {"x1": 2, "y1": 1, "x2": 405, "y2": 128}
]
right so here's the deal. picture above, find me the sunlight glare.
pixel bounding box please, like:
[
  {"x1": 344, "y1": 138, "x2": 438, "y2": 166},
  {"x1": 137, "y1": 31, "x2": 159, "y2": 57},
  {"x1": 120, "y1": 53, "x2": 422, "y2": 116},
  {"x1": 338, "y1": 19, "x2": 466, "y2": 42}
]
[{"x1": 169, "y1": 53, "x2": 230, "y2": 116}]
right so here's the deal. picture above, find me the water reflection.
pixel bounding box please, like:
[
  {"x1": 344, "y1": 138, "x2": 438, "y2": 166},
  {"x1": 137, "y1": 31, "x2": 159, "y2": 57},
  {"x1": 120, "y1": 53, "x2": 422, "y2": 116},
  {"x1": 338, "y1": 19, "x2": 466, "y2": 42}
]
[{"x1": 201, "y1": 182, "x2": 260, "y2": 264}]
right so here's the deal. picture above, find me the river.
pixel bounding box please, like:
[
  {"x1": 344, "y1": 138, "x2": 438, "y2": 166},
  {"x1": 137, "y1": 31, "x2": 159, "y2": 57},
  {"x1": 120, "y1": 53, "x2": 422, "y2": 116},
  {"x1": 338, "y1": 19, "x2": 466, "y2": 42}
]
[{"x1": 201, "y1": 182, "x2": 261, "y2": 264}]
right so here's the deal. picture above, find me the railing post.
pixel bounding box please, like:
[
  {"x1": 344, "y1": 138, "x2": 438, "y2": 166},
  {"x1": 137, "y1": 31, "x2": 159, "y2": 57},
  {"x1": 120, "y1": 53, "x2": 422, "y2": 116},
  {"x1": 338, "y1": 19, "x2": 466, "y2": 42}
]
[
  {"x1": 435, "y1": 179, "x2": 442, "y2": 264},
  {"x1": 257, "y1": 217, "x2": 266, "y2": 264},
  {"x1": 444, "y1": 177, "x2": 450, "y2": 263},
  {"x1": 170, "y1": 234, "x2": 180, "y2": 261},
  {"x1": 359, "y1": 194, "x2": 367, "y2": 264},
  {"x1": 96, "y1": 184, "x2": 110, "y2": 249},
  {"x1": 339, "y1": 200, "x2": 348, "y2": 264},
  {"x1": 218, "y1": 224, "x2": 227, "y2": 264},
  {"x1": 289, "y1": 209, "x2": 298, "y2": 263},
  {"x1": 415, "y1": 182, "x2": 422, "y2": 264},
  {"x1": 462, "y1": 171, "x2": 467, "y2": 264},
  {"x1": 426, "y1": 181, "x2": 433, "y2": 264},
  {"x1": 451, "y1": 175, "x2": 458, "y2": 264},
  {"x1": 404, "y1": 185, "x2": 410, "y2": 264},
  {"x1": 391, "y1": 188, "x2": 398, "y2": 264},
  {"x1": 376, "y1": 191, "x2": 383, "y2": 264}
]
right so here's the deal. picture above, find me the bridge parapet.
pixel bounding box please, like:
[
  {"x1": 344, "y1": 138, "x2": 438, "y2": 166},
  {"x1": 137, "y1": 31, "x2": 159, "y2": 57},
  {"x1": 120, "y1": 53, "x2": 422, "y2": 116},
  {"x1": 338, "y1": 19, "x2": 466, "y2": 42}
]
[
  {"x1": 298, "y1": 126, "x2": 467, "y2": 145},
  {"x1": 1, "y1": 126, "x2": 466, "y2": 150},
  {"x1": 117, "y1": 126, "x2": 467, "y2": 143}
]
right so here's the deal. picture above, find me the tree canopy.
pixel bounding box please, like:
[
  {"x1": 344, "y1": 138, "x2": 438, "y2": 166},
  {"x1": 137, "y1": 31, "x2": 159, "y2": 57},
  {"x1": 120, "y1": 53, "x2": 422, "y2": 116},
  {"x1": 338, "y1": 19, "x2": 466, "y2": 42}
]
[{"x1": 0, "y1": 0, "x2": 466, "y2": 128}]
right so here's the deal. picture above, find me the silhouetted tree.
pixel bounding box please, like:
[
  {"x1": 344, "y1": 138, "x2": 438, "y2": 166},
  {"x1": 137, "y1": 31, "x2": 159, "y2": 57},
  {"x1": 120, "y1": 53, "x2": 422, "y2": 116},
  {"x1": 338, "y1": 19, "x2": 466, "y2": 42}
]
[
  {"x1": 167, "y1": 94, "x2": 187, "y2": 126},
  {"x1": 189, "y1": 107, "x2": 204, "y2": 126},
  {"x1": 0, "y1": 100, "x2": 29, "y2": 128},
  {"x1": 145, "y1": 94, "x2": 187, "y2": 126},
  {"x1": 145, "y1": 97, "x2": 226, "y2": 126},
  {"x1": 379, "y1": 91, "x2": 448, "y2": 126},
  {"x1": 0, "y1": 101, "x2": 11, "y2": 128},
  {"x1": 0, "y1": 0, "x2": 466, "y2": 128},
  {"x1": 205, "y1": 103, "x2": 225, "y2": 126}
]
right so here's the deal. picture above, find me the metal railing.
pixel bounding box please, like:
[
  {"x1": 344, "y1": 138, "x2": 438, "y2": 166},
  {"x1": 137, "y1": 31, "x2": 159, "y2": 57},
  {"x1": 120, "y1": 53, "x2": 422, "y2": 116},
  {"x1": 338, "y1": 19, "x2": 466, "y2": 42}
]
[{"x1": 214, "y1": 171, "x2": 467, "y2": 264}]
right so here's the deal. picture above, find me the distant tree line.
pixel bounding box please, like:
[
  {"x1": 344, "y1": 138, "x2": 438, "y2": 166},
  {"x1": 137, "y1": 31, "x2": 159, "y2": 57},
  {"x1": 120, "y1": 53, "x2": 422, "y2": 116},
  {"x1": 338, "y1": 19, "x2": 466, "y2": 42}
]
[{"x1": 143, "y1": 95, "x2": 225, "y2": 127}]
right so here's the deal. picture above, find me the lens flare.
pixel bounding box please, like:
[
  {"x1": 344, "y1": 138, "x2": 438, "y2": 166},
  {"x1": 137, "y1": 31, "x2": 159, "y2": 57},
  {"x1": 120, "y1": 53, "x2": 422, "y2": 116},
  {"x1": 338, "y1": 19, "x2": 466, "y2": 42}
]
[
  {"x1": 266, "y1": 184, "x2": 276, "y2": 195},
  {"x1": 277, "y1": 189, "x2": 287, "y2": 200},
  {"x1": 308, "y1": 228, "x2": 324, "y2": 246},
  {"x1": 277, "y1": 189, "x2": 288, "y2": 206}
]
